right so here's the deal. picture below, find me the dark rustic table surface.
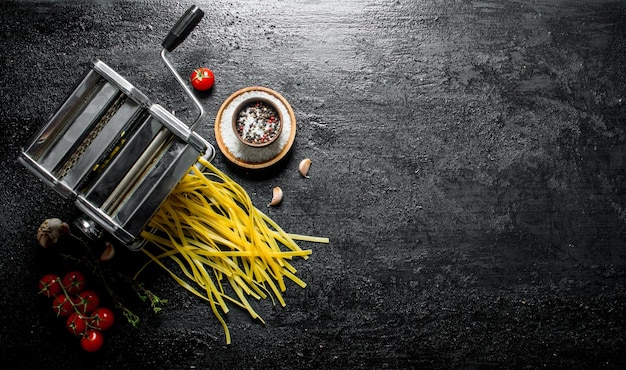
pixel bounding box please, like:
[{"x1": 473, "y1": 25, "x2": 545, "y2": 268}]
[{"x1": 1, "y1": 0, "x2": 624, "y2": 369}]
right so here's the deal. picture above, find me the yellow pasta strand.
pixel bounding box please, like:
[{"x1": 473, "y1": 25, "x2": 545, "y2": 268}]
[{"x1": 136, "y1": 156, "x2": 329, "y2": 344}]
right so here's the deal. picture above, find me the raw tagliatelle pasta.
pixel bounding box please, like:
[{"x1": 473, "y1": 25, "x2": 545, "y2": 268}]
[{"x1": 135, "y1": 156, "x2": 329, "y2": 344}]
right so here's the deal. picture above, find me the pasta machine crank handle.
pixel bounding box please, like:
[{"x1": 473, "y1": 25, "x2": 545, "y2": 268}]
[
  {"x1": 160, "y1": 5, "x2": 206, "y2": 131},
  {"x1": 162, "y1": 5, "x2": 204, "y2": 53}
]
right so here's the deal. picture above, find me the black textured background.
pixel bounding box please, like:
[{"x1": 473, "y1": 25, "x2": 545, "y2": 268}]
[{"x1": 1, "y1": 0, "x2": 625, "y2": 369}]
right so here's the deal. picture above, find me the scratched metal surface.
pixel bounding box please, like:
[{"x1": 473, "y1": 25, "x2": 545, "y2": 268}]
[{"x1": 0, "y1": 0, "x2": 625, "y2": 368}]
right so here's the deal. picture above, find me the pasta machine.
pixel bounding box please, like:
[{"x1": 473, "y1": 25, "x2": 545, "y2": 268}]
[{"x1": 19, "y1": 5, "x2": 213, "y2": 250}]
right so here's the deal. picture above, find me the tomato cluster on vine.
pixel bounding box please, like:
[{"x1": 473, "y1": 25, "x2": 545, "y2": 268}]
[{"x1": 39, "y1": 271, "x2": 115, "y2": 352}]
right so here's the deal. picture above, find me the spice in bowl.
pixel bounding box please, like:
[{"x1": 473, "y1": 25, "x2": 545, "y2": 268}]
[{"x1": 233, "y1": 99, "x2": 282, "y2": 147}]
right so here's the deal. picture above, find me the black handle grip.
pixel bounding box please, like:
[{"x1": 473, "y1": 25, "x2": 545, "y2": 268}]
[{"x1": 162, "y1": 5, "x2": 204, "y2": 52}]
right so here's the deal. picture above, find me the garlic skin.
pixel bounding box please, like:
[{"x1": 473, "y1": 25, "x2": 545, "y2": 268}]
[
  {"x1": 267, "y1": 186, "x2": 283, "y2": 207},
  {"x1": 36, "y1": 218, "x2": 69, "y2": 248},
  {"x1": 299, "y1": 158, "x2": 312, "y2": 178},
  {"x1": 100, "y1": 242, "x2": 116, "y2": 261}
]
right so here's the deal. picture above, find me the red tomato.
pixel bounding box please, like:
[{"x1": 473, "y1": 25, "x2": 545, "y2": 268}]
[
  {"x1": 62, "y1": 271, "x2": 86, "y2": 294},
  {"x1": 38, "y1": 274, "x2": 62, "y2": 298},
  {"x1": 52, "y1": 294, "x2": 73, "y2": 317},
  {"x1": 80, "y1": 329, "x2": 104, "y2": 352},
  {"x1": 66, "y1": 312, "x2": 88, "y2": 336},
  {"x1": 90, "y1": 307, "x2": 115, "y2": 331},
  {"x1": 75, "y1": 290, "x2": 100, "y2": 314},
  {"x1": 190, "y1": 67, "x2": 215, "y2": 91}
]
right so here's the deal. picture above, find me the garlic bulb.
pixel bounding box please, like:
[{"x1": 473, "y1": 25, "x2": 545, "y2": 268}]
[{"x1": 36, "y1": 218, "x2": 69, "y2": 248}]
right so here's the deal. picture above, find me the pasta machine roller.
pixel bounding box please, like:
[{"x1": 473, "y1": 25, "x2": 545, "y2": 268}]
[{"x1": 19, "y1": 5, "x2": 213, "y2": 250}]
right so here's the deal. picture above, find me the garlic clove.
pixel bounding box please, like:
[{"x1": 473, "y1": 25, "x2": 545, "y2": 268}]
[
  {"x1": 299, "y1": 158, "x2": 312, "y2": 178},
  {"x1": 100, "y1": 242, "x2": 116, "y2": 261},
  {"x1": 267, "y1": 186, "x2": 283, "y2": 207}
]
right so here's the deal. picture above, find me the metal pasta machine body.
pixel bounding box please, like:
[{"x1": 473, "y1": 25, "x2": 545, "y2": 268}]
[{"x1": 19, "y1": 5, "x2": 212, "y2": 250}]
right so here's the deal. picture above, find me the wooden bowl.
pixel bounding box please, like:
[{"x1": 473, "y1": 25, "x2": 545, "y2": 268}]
[{"x1": 215, "y1": 86, "x2": 297, "y2": 170}]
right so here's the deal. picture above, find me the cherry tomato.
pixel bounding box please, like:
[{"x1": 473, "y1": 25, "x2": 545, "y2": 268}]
[
  {"x1": 66, "y1": 312, "x2": 88, "y2": 336},
  {"x1": 62, "y1": 271, "x2": 86, "y2": 294},
  {"x1": 90, "y1": 307, "x2": 115, "y2": 331},
  {"x1": 190, "y1": 67, "x2": 215, "y2": 91},
  {"x1": 75, "y1": 290, "x2": 100, "y2": 314},
  {"x1": 38, "y1": 274, "x2": 62, "y2": 298},
  {"x1": 80, "y1": 329, "x2": 104, "y2": 352},
  {"x1": 52, "y1": 294, "x2": 73, "y2": 317}
]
